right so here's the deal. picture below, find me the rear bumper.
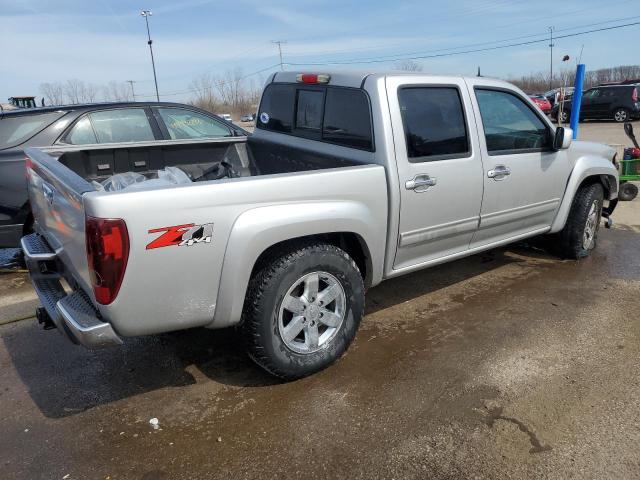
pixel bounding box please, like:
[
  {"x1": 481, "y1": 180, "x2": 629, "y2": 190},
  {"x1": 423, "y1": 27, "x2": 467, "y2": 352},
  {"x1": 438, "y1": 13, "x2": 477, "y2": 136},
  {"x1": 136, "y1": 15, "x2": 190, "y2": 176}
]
[{"x1": 21, "y1": 232, "x2": 122, "y2": 348}]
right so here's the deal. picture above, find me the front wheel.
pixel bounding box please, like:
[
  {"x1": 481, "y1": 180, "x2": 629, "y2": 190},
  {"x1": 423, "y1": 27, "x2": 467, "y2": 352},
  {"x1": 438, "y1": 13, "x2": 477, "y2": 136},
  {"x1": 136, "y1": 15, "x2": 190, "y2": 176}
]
[
  {"x1": 559, "y1": 110, "x2": 570, "y2": 123},
  {"x1": 613, "y1": 108, "x2": 629, "y2": 123},
  {"x1": 554, "y1": 183, "x2": 604, "y2": 259},
  {"x1": 241, "y1": 243, "x2": 364, "y2": 379}
]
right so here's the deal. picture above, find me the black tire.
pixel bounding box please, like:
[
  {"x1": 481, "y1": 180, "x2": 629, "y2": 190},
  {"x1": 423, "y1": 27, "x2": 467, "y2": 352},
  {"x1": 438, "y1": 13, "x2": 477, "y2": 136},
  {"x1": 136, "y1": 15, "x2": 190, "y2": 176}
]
[
  {"x1": 619, "y1": 182, "x2": 638, "y2": 201},
  {"x1": 241, "y1": 242, "x2": 364, "y2": 379},
  {"x1": 613, "y1": 108, "x2": 630, "y2": 123},
  {"x1": 554, "y1": 183, "x2": 604, "y2": 259}
]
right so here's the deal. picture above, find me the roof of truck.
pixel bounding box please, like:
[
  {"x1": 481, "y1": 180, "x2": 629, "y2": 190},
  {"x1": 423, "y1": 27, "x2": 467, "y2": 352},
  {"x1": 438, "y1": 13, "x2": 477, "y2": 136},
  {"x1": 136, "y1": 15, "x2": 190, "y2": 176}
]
[{"x1": 270, "y1": 71, "x2": 509, "y2": 89}]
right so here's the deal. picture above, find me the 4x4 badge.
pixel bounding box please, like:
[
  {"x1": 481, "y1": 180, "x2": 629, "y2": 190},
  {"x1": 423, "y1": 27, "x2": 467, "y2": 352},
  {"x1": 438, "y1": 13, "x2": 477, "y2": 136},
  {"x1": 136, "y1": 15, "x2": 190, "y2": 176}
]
[{"x1": 146, "y1": 223, "x2": 213, "y2": 250}]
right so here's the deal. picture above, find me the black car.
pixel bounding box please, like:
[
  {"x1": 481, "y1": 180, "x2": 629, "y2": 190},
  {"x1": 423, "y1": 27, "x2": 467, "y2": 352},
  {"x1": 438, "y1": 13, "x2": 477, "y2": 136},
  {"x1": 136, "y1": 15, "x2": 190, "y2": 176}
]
[
  {"x1": 0, "y1": 102, "x2": 246, "y2": 247},
  {"x1": 551, "y1": 84, "x2": 640, "y2": 123}
]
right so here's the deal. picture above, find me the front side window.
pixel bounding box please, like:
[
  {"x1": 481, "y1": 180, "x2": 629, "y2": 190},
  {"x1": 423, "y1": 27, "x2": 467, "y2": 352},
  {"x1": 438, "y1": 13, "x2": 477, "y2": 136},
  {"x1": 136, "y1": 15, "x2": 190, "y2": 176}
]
[
  {"x1": 296, "y1": 90, "x2": 323, "y2": 130},
  {"x1": 584, "y1": 89, "x2": 601, "y2": 99},
  {"x1": 89, "y1": 108, "x2": 155, "y2": 144},
  {"x1": 157, "y1": 108, "x2": 231, "y2": 139},
  {"x1": 398, "y1": 87, "x2": 469, "y2": 161},
  {"x1": 475, "y1": 89, "x2": 550, "y2": 154}
]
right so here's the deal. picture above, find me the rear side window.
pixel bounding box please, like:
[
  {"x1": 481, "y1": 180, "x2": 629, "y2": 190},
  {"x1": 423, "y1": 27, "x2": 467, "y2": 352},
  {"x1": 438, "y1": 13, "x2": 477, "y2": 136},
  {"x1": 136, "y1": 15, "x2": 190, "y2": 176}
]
[
  {"x1": 258, "y1": 84, "x2": 373, "y2": 151},
  {"x1": 398, "y1": 87, "x2": 469, "y2": 161},
  {"x1": 67, "y1": 108, "x2": 155, "y2": 145},
  {"x1": 0, "y1": 112, "x2": 65, "y2": 150},
  {"x1": 157, "y1": 108, "x2": 231, "y2": 139}
]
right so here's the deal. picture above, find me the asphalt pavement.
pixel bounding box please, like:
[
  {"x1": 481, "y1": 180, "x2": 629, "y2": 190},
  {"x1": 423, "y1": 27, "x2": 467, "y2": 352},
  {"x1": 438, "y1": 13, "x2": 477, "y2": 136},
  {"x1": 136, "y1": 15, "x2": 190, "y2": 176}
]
[{"x1": 0, "y1": 199, "x2": 638, "y2": 479}]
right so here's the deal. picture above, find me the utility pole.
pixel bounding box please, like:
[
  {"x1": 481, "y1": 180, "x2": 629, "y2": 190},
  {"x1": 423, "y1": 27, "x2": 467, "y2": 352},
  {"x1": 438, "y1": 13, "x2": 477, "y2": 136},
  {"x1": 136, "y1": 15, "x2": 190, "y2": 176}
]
[
  {"x1": 141, "y1": 10, "x2": 160, "y2": 101},
  {"x1": 126, "y1": 80, "x2": 137, "y2": 101},
  {"x1": 548, "y1": 26, "x2": 554, "y2": 91},
  {"x1": 272, "y1": 40, "x2": 287, "y2": 71}
]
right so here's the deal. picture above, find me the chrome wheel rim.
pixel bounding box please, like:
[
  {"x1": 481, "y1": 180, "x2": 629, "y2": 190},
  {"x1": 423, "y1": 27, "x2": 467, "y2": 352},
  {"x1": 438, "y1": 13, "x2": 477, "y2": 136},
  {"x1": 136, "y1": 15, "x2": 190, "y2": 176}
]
[
  {"x1": 582, "y1": 200, "x2": 599, "y2": 250},
  {"x1": 561, "y1": 111, "x2": 568, "y2": 122},
  {"x1": 278, "y1": 271, "x2": 346, "y2": 354},
  {"x1": 614, "y1": 110, "x2": 627, "y2": 122}
]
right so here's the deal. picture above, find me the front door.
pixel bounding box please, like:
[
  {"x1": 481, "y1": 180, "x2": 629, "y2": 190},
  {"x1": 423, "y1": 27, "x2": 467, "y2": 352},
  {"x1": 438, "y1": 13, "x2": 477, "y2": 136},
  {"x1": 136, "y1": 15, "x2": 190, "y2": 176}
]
[
  {"x1": 465, "y1": 81, "x2": 573, "y2": 247},
  {"x1": 387, "y1": 77, "x2": 484, "y2": 270}
]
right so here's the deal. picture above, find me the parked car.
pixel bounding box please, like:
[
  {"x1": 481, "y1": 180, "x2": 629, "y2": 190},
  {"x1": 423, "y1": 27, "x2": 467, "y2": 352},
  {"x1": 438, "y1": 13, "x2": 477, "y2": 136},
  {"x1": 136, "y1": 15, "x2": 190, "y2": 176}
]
[
  {"x1": 0, "y1": 102, "x2": 245, "y2": 247},
  {"x1": 552, "y1": 84, "x2": 640, "y2": 123},
  {"x1": 218, "y1": 113, "x2": 233, "y2": 122},
  {"x1": 543, "y1": 87, "x2": 574, "y2": 107},
  {"x1": 22, "y1": 71, "x2": 618, "y2": 379},
  {"x1": 240, "y1": 114, "x2": 255, "y2": 122},
  {"x1": 529, "y1": 94, "x2": 552, "y2": 114}
]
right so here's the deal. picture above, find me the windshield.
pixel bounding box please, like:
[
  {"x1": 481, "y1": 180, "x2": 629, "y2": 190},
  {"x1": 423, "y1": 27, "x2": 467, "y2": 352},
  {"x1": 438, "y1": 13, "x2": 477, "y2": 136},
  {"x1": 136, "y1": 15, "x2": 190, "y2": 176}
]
[{"x1": 0, "y1": 111, "x2": 65, "y2": 150}]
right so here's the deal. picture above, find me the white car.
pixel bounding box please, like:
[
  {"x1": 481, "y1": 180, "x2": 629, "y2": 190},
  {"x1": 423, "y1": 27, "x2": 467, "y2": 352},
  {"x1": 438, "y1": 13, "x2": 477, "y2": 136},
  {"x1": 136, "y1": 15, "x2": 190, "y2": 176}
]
[{"x1": 218, "y1": 113, "x2": 233, "y2": 123}]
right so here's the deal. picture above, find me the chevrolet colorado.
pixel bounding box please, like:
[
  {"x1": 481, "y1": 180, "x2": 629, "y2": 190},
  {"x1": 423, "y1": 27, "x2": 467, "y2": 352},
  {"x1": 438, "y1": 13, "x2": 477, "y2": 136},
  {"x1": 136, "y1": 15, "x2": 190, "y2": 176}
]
[{"x1": 22, "y1": 71, "x2": 618, "y2": 379}]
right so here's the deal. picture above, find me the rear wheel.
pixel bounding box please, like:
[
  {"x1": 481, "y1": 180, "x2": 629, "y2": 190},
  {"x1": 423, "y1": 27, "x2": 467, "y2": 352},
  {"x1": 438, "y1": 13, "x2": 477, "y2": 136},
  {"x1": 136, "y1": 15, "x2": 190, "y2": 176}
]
[
  {"x1": 554, "y1": 183, "x2": 604, "y2": 259},
  {"x1": 619, "y1": 182, "x2": 638, "y2": 201},
  {"x1": 560, "y1": 110, "x2": 569, "y2": 123},
  {"x1": 614, "y1": 108, "x2": 629, "y2": 123},
  {"x1": 241, "y1": 242, "x2": 364, "y2": 379}
]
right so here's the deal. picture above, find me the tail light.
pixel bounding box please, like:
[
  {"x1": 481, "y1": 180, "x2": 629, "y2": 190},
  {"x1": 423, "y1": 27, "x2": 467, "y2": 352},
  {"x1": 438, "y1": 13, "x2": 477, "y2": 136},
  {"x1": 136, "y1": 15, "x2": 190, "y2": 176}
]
[
  {"x1": 632, "y1": 88, "x2": 638, "y2": 103},
  {"x1": 296, "y1": 73, "x2": 330, "y2": 84},
  {"x1": 85, "y1": 216, "x2": 129, "y2": 305}
]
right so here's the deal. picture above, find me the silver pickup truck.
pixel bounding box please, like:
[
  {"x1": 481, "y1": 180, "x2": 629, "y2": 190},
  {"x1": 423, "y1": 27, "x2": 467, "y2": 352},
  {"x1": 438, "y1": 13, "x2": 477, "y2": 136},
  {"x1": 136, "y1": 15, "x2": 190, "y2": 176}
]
[{"x1": 22, "y1": 71, "x2": 618, "y2": 379}]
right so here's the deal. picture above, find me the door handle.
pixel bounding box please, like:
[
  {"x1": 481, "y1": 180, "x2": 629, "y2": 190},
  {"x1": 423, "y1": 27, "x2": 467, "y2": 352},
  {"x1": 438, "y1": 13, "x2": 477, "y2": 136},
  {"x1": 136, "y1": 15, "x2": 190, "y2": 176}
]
[
  {"x1": 487, "y1": 165, "x2": 511, "y2": 180},
  {"x1": 405, "y1": 174, "x2": 437, "y2": 192}
]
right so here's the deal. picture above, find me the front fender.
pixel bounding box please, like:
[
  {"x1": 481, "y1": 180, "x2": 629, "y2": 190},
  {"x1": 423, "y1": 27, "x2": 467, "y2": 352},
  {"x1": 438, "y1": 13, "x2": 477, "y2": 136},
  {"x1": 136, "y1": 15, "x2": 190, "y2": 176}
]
[
  {"x1": 210, "y1": 200, "x2": 386, "y2": 328},
  {"x1": 550, "y1": 155, "x2": 618, "y2": 233}
]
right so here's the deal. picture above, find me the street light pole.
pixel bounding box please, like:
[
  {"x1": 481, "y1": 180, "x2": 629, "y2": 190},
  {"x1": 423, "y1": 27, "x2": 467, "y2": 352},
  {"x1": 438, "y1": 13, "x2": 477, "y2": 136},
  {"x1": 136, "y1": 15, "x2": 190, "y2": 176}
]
[
  {"x1": 548, "y1": 26, "x2": 554, "y2": 91},
  {"x1": 141, "y1": 10, "x2": 160, "y2": 101}
]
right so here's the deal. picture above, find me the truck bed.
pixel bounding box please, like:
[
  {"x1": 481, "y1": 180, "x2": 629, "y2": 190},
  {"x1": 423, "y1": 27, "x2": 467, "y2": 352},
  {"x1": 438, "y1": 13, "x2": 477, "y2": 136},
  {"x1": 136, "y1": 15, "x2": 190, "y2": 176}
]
[
  {"x1": 24, "y1": 135, "x2": 387, "y2": 340},
  {"x1": 43, "y1": 136, "x2": 365, "y2": 184}
]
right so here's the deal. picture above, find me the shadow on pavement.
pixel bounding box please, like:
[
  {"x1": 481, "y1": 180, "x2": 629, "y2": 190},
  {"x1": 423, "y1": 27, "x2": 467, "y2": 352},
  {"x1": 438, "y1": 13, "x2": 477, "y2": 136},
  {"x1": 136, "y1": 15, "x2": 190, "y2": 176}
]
[{"x1": 1, "y1": 243, "x2": 554, "y2": 419}]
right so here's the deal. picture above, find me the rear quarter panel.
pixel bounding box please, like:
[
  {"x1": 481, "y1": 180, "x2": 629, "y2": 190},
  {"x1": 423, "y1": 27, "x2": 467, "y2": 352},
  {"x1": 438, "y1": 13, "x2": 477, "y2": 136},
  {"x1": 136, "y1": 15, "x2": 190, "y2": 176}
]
[{"x1": 85, "y1": 165, "x2": 388, "y2": 336}]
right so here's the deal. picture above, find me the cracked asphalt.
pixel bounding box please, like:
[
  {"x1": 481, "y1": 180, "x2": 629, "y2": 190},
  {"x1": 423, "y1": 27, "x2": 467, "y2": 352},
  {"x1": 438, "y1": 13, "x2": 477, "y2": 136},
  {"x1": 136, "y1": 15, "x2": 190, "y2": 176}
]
[{"x1": 1, "y1": 201, "x2": 639, "y2": 480}]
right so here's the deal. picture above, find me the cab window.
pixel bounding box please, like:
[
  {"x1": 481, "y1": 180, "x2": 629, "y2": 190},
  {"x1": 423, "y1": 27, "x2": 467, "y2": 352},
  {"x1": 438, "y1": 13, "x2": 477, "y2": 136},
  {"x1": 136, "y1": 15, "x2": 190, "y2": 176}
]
[
  {"x1": 157, "y1": 108, "x2": 232, "y2": 139},
  {"x1": 475, "y1": 89, "x2": 550, "y2": 154}
]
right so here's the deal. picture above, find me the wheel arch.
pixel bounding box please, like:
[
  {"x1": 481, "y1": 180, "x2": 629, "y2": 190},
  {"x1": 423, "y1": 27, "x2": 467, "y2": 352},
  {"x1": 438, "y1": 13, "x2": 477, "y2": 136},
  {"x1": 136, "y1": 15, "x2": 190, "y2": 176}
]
[
  {"x1": 209, "y1": 202, "x2": 385, "y2": 329},
  {"x1": 550, "y1": 156, "x2": 618, "y2": 233}
]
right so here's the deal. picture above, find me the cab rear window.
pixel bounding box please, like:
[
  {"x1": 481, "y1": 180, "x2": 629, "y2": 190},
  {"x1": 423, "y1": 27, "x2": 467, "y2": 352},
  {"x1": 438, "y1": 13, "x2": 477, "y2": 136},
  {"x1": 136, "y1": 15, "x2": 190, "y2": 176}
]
[{"x1": 257, "y1": 84, "x2": 374, "y2": 151}]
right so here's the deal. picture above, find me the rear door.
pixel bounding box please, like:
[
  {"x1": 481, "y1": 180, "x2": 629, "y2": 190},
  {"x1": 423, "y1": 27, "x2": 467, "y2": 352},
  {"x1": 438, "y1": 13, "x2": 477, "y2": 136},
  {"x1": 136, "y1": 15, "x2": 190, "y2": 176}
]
[
  {"x1": 466, "y1": 81, "x2": 572, "y2": 246},
  {"x1": 581, "y1": 89, "x2": 601, "y2": 118},
  {"x1": 387, "y1": 77, "x2": 484, "y2": 270}
]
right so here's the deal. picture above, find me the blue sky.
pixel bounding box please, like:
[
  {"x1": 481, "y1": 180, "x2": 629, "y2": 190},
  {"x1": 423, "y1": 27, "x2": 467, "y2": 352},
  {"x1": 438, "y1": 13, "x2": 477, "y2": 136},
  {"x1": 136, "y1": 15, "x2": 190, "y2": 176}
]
[{"x1": 1, "y1": 0, "x2": 639, "y2": 102}]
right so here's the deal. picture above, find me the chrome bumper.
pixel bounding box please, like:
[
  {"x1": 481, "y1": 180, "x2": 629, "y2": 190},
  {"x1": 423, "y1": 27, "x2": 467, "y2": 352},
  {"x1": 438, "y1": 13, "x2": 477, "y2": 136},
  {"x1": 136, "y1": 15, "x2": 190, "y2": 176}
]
[{"x1": 21, "y1": 232, "x2": 122, "y2": 348}]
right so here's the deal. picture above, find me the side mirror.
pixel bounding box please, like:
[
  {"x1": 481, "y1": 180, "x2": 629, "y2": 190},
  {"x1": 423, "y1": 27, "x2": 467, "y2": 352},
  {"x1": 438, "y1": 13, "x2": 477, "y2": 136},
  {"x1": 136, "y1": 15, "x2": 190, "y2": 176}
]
[{"x1": 553, "y1": 127, "x2": 572, "y2": 150}]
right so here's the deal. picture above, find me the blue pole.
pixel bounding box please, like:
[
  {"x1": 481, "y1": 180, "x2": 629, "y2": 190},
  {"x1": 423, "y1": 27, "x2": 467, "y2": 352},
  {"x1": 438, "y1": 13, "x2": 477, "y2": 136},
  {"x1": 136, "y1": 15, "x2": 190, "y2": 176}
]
[{"x1": 569, "y1": 63, "x2": 586, "y2": 139}]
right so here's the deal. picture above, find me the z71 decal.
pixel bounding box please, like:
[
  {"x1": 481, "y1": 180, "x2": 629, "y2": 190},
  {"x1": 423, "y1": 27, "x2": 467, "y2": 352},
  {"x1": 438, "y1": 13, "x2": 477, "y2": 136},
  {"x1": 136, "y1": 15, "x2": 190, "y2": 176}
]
[{"x1": 146, "y1": 223, "x2": 214, "y2": 250}]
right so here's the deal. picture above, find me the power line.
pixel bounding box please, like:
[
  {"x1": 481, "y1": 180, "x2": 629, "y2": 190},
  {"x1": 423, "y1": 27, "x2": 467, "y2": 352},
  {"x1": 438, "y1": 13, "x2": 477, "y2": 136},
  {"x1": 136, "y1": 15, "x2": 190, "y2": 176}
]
[{"x1": 285, "y1": 21, "x2": 640, "y2": 67}]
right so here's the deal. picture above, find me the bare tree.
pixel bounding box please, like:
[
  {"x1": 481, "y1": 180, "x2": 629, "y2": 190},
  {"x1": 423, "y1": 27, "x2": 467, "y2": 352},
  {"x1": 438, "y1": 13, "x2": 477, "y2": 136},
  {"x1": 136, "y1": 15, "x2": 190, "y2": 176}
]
[
  {"x1": 40, "y1": 82, "x2": 65, "y2": 105},
  {"x1": 189, "y1": 73, "x2": 219, "y2": 112},
  {"x1": 395, "y1": 60, "x2": 423, "y2": 72},
  {"x1": 103, "y1": 81, "x2": 133, "y2": 102}
]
